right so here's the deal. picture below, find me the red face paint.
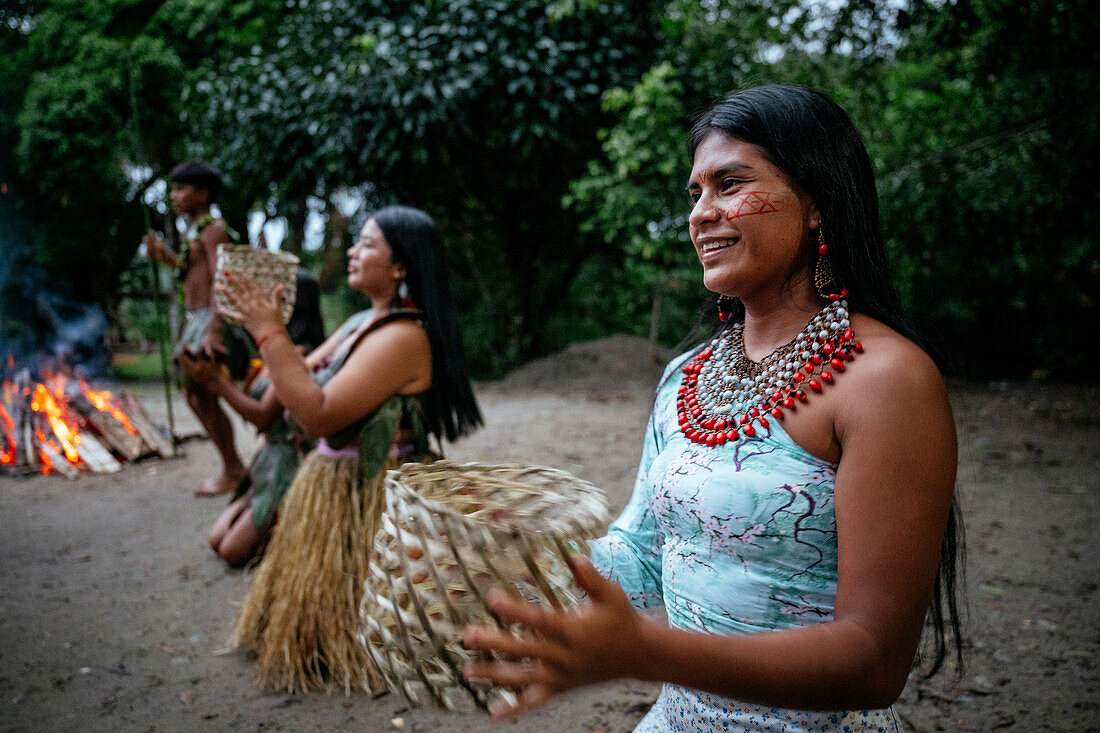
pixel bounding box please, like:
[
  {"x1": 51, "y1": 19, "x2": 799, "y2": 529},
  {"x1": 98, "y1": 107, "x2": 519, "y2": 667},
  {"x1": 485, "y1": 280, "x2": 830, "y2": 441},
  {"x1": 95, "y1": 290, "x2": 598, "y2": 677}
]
[{"x1": 722, "y1": 191, "x2": 779, "y2": 221}]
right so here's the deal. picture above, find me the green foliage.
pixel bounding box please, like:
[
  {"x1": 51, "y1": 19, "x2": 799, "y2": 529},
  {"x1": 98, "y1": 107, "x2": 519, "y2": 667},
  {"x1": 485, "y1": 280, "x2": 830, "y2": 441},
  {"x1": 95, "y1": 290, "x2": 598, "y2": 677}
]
[
  {"x1": 108, "y1": 349, "x2": 165, "y2": 381},
  {"x1": 562, "y1": 0, "x2": 904, "y2": 350},
  {"x1": 566, "y1": 0, "x2": 1097, "y2": 377},
  {"x1": 564, "y1": 62, "x2": 702, "y2": 345},
  {"x1": 5, "y1": 0, "x2": 1095, "y2": 379},
  {"x1": 186, "y1": 0, "x2": 663, "y2": 375},
  {"x1": 866, "y1": 0, "x2": 1100, "y2": 377},
  {"x1": 9, "y1": 1, "x2": 189, "y2": 304}
]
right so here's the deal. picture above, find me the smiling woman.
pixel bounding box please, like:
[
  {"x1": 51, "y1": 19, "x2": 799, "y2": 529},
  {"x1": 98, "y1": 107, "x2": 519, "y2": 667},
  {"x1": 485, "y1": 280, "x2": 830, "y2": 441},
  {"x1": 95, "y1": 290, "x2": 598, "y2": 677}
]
[
  {"x1": 220, "y1": 205, "x2": 483, "y2": 694},
  {"x1": 461, "y1": 84, "x2": 964, "y2": 732},
  {"x1": 687, "y1": 135, "x2": 818, "y2": 308}
]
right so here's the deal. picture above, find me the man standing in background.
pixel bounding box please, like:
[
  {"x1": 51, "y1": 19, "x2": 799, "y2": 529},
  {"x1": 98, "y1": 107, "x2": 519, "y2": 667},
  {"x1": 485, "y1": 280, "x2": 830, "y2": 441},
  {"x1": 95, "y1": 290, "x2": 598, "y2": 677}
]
[{"x1": 143, "y1": 161, "x2": 252, "y2": 497}]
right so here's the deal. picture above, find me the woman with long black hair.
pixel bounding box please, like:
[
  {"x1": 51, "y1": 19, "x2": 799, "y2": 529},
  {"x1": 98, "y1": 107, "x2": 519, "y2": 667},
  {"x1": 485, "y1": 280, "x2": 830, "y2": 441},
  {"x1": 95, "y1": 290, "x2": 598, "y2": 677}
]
[
  {"x1": 220, "y1": 205, "x2": 482, "y2": 693},
  {"x1": 463, "y1": 85, "x2": 963, "y2": 732}
]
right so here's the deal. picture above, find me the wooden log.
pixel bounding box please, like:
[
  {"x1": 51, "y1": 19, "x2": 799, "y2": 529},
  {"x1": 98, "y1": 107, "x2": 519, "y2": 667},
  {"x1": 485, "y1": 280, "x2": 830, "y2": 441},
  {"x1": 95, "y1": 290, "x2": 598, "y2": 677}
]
[
  {"x1": 119, "y1": 393, "x2": 175, "y2": 458},
  {"x1": 22, "y1": 403, "x2": 37, "y2": 469},
  {"x1": 7, "y1": 371, "x2": 36, "y2": 469},
  {"x1": 74, "y1": 431, "x2": 122, "y2": 474},
  {"x1": 37, "y1": 441, "x2": 81, "y2": 479},
  {"x1": 70, "y1": 396, "x2": 145, "y2": 461}
]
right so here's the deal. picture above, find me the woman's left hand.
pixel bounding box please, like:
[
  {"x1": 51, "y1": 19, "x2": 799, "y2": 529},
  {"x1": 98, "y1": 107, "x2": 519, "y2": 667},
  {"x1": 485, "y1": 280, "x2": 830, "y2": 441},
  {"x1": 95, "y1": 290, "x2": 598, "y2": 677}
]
[
  {"x1": 178, "y1": 349, "x2": 230, "y2": 386},
  {"x1": 462, "y1": 555, "x2": 651, "y2": 720},
  {"x1": 217, "y1": 273, "x2": 284, "y2": 342}
]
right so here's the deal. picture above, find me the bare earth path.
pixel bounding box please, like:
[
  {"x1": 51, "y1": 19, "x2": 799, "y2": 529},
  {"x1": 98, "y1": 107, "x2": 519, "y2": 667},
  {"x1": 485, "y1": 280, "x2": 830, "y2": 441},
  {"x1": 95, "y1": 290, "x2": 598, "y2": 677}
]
[{"x1": 1, "y1": 336, "x2": 1097, "y2": 732}]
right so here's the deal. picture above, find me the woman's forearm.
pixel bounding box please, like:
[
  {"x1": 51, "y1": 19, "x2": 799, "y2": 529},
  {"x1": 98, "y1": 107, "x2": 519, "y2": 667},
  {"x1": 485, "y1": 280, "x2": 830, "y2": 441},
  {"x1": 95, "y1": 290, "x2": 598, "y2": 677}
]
[
  {"x1": 638, "y1": 617, "x2": 906, "y2": 711},
  {"x1": 254, "y1": 330, "x2": 327, "y2": 432},
  {"x1": 213, "y1": 378, "x2": 278, "y2": 432}
]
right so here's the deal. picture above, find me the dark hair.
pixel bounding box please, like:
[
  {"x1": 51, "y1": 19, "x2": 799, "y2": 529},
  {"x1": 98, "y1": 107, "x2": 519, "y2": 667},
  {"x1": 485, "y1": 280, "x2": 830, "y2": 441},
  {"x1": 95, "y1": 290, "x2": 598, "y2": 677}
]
[
  {"x1": 371, "y1": 205, "x2": 482, "y2": 442},
  {"x1": 286, "y1": 267, "x2": 326, "y2": 354},
  {"x1": 691, "y1": 84, "x2": 909, "y2": 337},
  {"x1": 170, "y1": 161, "x2": 224, "y2": 202},
  {"x1": 689, "y1": 84, "x2": 965, "y2": 678}
]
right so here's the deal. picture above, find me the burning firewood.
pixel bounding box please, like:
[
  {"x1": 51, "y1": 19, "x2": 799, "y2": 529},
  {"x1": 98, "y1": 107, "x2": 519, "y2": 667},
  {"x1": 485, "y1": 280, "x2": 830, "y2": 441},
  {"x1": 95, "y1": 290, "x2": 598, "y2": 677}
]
[
  {"x1": 1, "y1": 366, "x2": 176, "y2": 477},
  {"x1": 71, "y1": 392, "x2": 145, "y2": 461},
  {"x1": 36, "y1": 441, "x2": 81, "y2": 479},
  {"x1": 72, "y1": 431, "x2": 122, "y2": 474},
  {"x1": 117, "y1": 393, "x2": 175, "y2": 458},
  {"x1": 3, "y1": 370, "x2": 40, "y2": 472}
]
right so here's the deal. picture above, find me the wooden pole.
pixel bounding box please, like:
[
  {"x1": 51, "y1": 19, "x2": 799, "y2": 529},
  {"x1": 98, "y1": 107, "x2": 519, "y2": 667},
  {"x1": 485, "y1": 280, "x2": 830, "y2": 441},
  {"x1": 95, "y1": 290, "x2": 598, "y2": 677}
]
[{"x1": 123, "y1": 43, "x2": 177, "y2": 451}]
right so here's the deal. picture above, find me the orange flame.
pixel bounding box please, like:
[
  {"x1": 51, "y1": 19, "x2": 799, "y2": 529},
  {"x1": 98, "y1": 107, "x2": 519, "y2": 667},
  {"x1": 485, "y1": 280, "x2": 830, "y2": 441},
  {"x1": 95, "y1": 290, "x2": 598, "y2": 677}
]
[
  {"x1": 0, "y1": 401, "x2": 14, "y2": 465},
  {"x1": 38, "y1": 448, "x2": 53, "y2": 474},
  {"x1": 35, "y1": 429, "x2": 58, "y2": 474},
  {"x1": 84, "y1": 388, "x2": 137, "y2": 435},
  {"x1": 30, "y1": 384, "x2": 81, "y2": 463}
]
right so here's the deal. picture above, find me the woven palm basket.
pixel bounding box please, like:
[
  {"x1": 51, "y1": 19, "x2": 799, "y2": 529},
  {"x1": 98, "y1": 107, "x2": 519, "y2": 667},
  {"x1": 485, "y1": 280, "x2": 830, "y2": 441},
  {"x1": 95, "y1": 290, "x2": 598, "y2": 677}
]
[
  {"x1": 359, "y1": 461, "x2": 610, "y2": 712},
  {"x1": 214, "y1": 245, "x2": 299, "y2": 324}
]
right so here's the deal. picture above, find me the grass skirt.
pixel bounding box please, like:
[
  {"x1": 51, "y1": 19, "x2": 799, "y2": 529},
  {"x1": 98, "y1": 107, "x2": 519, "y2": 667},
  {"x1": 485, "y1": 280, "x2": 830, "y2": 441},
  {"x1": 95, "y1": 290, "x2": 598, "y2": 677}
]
[{"x1": 230, "y1": 450, "x2": 393, "y2": 694}]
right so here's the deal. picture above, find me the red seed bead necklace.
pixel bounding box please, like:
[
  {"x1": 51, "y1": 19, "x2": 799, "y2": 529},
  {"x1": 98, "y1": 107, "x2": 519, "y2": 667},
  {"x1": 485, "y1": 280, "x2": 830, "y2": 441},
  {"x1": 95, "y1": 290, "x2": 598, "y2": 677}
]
[{"x1": 676, "y1": 299, "x2": 862, "y2": 447}]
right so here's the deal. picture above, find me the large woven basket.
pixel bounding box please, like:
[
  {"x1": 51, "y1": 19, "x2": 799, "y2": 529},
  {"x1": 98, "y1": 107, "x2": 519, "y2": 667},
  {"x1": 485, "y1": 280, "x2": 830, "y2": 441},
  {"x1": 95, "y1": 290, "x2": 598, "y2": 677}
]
[
  {"x1": 360, "y1": 461, "x2": 609, "y2": 712},
  {"x1": 214, "y1": 245, "x2": 299, "y2": 324}
]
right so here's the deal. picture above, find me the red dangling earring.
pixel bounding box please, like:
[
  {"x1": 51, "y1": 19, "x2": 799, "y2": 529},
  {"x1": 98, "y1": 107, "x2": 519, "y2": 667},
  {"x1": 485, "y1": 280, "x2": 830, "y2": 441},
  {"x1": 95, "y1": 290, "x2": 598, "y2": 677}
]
[{"x1": 813, "y1": 228, "x2": 849, "y2": 301}]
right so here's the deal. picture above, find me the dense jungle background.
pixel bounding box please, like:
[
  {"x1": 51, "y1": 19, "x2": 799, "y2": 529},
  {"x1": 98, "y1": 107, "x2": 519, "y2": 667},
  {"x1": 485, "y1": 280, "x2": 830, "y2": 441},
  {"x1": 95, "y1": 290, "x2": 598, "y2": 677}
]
[{"x1": 1, "y1": 0, "x2": 1097, "y2": 380}]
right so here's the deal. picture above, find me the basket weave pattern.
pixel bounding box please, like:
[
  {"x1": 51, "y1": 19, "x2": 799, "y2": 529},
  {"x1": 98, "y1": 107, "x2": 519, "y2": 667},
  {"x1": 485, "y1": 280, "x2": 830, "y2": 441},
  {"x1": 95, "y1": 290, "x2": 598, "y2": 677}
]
[
  {"x1": 214, "y1": 245, "x2": 299, "y2": 324},
  {"x1": 359, "y1": 461, "x2": 609, "y2": 712}
]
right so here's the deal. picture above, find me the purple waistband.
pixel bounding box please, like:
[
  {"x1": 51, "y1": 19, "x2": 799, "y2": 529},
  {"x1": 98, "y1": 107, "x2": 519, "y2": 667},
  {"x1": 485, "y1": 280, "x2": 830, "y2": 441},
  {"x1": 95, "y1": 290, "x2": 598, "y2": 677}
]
[{"x1": 316, "y1": 438, "x2": 359, "y2": 459}]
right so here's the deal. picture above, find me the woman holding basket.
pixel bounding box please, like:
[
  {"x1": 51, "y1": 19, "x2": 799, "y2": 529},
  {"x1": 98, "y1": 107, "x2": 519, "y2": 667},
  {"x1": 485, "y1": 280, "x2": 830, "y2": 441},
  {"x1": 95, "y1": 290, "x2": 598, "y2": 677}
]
[
  {"x1": 220, "y1": 205, "x2": 482, "y2": 693},
  {"x1": 462, "y1": 84, "x2": 963, "y2": 732}
]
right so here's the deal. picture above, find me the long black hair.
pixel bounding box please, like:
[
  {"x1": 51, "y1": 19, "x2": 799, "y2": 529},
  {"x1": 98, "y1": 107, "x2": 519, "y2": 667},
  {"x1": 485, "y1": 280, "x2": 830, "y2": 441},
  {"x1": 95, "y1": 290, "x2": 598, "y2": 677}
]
[
  {"x1": 371, "y1": 205, "x2": 482, "y2": 442},
  {"x1": 690, "y1": 84, "x2": 909, "y2": 337},
  {"x1": 690, "y1": 84, "x2": 964, "y2": 678}
]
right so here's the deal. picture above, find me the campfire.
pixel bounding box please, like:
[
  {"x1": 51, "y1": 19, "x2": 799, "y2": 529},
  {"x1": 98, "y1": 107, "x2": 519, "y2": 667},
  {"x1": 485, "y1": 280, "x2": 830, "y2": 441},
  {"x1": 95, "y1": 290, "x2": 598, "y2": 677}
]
[{"x1": 1, "y1": 366, "x2": 174, "y2": 478}]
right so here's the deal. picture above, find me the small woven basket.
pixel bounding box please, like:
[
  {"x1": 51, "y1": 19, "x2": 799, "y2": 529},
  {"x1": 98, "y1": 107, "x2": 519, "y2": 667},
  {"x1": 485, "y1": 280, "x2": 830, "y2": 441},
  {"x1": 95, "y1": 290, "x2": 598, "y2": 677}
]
[
  {"x1": 360, "y1": 461, "x2": 609, "y2": 712},
  {"x1": 214, "y1": 245, "x2": 299, "y2": 324}
]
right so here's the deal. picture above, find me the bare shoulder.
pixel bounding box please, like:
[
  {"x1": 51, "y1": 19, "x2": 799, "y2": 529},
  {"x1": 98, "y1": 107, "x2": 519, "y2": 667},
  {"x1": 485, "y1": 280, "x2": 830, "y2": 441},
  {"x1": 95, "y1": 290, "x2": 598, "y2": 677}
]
[
  {"x1": 359, "y1": 316, "x2": 430, "y2": 356},
  {"x1": 834, "y1": 314, "x2": 953, "y2": 442},
  {"x1": 845, "y1": 314, "x2": 944, "y2": 394},
  {"x1": 343, "y1": 315, "x2": 432, "y2": 393},
  {"x1": 198, "y1": 218, "x2": 230, "y2": 247}
]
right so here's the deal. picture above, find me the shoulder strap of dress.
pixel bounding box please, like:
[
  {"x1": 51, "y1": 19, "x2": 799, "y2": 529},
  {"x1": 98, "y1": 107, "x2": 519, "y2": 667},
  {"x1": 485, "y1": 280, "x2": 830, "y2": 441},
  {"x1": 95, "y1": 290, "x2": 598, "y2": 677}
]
[
  {"x1": 329, "y1": 309, "x2": 372, "y2": 344},
  {"x1": 333, "y1": 308, "x2": 424, "y2": 371}
]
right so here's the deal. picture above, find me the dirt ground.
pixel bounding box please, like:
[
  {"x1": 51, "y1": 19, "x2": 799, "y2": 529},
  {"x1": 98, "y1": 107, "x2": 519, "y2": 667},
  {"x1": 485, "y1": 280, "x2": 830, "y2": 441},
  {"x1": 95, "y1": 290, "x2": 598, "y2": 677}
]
[{"x1": 1, "y1": 335, "x2": 1097, "y2": 732}]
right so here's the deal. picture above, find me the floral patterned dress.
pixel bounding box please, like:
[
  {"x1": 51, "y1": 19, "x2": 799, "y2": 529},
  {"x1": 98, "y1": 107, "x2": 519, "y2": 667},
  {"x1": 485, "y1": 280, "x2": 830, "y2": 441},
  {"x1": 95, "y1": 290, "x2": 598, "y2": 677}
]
[{"x1": 589, "y1": 352, "x2": 901, "y2": 733}]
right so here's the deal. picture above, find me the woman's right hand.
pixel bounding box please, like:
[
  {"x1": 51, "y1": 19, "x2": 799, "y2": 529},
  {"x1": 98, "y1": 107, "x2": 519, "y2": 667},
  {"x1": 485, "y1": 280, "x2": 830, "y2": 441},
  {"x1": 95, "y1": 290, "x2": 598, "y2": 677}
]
[
  {"x1": 179, "y1": 349, "x2": 230, "y2": 387},
  {"x1": 461, "y1": 555, "x2": 651, "y2": 720}
]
